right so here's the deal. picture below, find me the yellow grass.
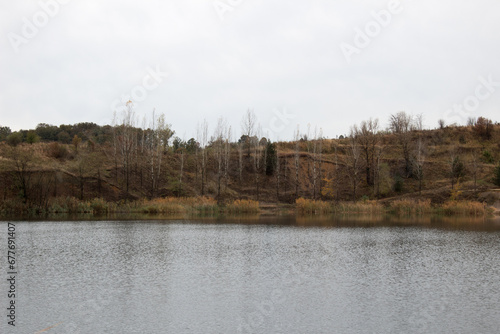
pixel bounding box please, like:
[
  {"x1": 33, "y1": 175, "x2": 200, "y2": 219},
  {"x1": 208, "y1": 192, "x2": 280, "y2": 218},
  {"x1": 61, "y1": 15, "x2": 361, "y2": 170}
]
[
  {"x1": 296, "y1": 198, "x2": 332, "y2": 215},
  {"x1": 333, "y1": 201, "x2": 384, "y2": 214},
  {"x1": 441, "y1": 200, "x2": 488, "y2": 216},
  {"x1": 389, "y1": 199, "x2": 432, "y2": 215},
  {"x1": 137, "y1": 196, "x2": 218, "y2": 214}
]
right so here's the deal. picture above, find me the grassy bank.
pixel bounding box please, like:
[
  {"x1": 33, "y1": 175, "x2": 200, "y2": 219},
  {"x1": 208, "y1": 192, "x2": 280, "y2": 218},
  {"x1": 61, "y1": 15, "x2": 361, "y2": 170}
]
[
  {"x1": 0, "y1": 196, "x2": 492, "y2": 218},
  {"x1": 295, "y1": 198, "x2": 491, "y2": 217},
  {"x1": 0, "y1": 196, "x2": 262, "y2": 217}
]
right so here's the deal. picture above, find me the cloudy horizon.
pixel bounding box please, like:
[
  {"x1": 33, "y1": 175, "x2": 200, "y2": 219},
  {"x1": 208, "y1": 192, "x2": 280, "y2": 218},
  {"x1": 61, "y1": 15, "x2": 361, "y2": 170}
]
[{"x1": 1, "y1": 0, "x2": 500, "y2": 140}]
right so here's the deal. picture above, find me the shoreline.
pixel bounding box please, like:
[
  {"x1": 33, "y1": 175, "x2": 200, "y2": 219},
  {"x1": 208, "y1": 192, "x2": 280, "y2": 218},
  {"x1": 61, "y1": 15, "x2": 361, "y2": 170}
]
[{"x1": 0, "y1": 196, "x2": 495, "y2": 220}]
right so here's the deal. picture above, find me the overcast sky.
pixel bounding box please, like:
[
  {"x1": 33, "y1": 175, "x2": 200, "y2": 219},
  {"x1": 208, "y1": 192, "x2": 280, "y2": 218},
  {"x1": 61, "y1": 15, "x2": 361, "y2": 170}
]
[{"x1": 1, "y1": 0, "x2": 500, "y2": 140}]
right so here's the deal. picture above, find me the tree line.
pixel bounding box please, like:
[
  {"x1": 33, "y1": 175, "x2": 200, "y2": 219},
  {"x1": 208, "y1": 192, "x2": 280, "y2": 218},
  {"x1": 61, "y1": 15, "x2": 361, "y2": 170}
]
[{"x1": 0, "y1": 104, "x2": 499, "y2": 208}]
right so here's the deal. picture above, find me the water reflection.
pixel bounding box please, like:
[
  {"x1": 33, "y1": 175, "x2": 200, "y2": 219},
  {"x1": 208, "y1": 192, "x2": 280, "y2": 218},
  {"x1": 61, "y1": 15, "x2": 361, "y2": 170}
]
[{"x1": 1, "y1": 219, "x2": 499, "y2": 333}]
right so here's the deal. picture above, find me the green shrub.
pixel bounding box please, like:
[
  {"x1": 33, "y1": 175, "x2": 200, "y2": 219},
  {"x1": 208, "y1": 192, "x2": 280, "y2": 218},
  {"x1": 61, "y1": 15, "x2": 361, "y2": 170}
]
[
  {"x1": 394, "y1": 176, "x2": 404, "y2": 193},
  {"x1": 494, "y1": 163, "x2": 500, "y2": 187},
  {"x1": 482, "y1": 150, "x2": 494, "y2": 163}
]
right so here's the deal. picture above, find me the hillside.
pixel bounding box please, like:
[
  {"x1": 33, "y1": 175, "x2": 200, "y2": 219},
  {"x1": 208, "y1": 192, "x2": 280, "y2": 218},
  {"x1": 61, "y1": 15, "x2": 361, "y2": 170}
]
[{"x1": 0, "y1": 120, "x2": 500, "y2": 213}]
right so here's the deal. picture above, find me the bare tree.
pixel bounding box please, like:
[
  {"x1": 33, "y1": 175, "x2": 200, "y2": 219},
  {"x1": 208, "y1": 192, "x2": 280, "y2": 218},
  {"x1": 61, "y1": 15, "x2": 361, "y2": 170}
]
[
  {"x1": 334, "y1": 143, "x2": 340, "y2": 200},
  {"x1": 389, "y1": 111, "x2": 414, "y2": 177},
  {"x1": 449, "y1": 147, "x2": 465, "y2": 189},
  {"x1": 413, "y1": 114, "x2": 426, "y2": 195},
  {"x1": 253, "y1": 125, "x2": 263, "y2": 200},
  {"x1": 71, "y1": 155, "x2": 89, "y2": 200},
  {"x1": 373, "y1": 144, "x2": 384, "y2": 197},
  {"x1": 354, "y1": 118, "x2": 380, "y2": 186},
  {"x1": 117, "y1": 101, "x2": 136, "y2": 194},
  {"x1": 6, "y1": 145, "x2": 35, "y2": 204},
  {"x1": 197, "y1": 119, "x2": 209, "y2": 195},
  {"x1": 238, "y1": 141, "x2": 244, "y2": 198},
  {"x1": 346, "y1": 128, "x2": 361, "y2": 201},
  {"x1": 294, "y1": 125, "x2": 300, "y2": 198},
  {"x1": 224, "y1": 126, "x2": 232, "y2": 191},
  {"x1": 213, "y1": 117, "x2": 228, "y2": 200},
  {"x1": 438, "y1": 119, "x2": 445, "y2": 129},
  {"x1": 111, "y1": 111, "x2": 119, "y2": 184},
  {"x1": 275, "y1": 141, "x2": 281, "y2": 201},
  {"x1": 317, "y1": 129, "x2": 323, "y2": 198},
  {"x1": 178, "y1": 144, "x2": 185, "y2": 197},
  {"x1": 311, "y1": 126, "x2": 323, "y2": 199},
  {"x1": 241, "y1": 109, "x2": 256, "y2": 157},
  {"x1": 468, "y1": 148, "x2": 481, "y2": 192},
  {"x1": 144, "y1": 110, "x2": 168, "y2": 198}
]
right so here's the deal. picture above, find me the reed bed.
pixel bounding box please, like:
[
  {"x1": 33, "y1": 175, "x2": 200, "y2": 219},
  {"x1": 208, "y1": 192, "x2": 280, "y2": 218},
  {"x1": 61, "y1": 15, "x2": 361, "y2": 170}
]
[
  {"x1": 136, "y1": 197, "x2": 218, "y2": 214},
  {"x1": 225, "y1": 199, "x2": 260, "y2": 214},
  {"x1": 0, "y1": 196, "x2": 219, "y2": 215},
  {"x1": 388, "y1": 199, "x2": 432, "y2": 216},
  {"x1": 0, "y1": 196, "x2": 491, "y2": 218},
  {"x1": 333, "y1": 201, "x2": 384, "y2": 214},
  {"x1": 441, "y1": 200, "x2": 488, "y2": 216},
  {"x1": 295, "y1": 198, "x2": 332, "y2": 215}
]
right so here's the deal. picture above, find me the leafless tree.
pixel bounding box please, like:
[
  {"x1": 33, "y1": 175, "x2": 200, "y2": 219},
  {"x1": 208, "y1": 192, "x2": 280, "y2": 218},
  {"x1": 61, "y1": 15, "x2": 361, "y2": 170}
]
[
  {"x1": 7, "y1": 145, "x2": 35, "y2": 204},
  {"x1": 317, "y1": 129, "x2": 323, "y2": 198},
  {"x1": 294, "y1": 125, "x2": 300, "y2": 198},
  {"x1": 449, "y1": 147, "x2": 465, "y2": 189},
  {"x1": 117, "y1": 101, "x2": 136, "y2": 193},
  {"x1": 237, "y1": 141, "x2": 244, "y2": 198},
  {"x1": 241, "y1": 109, "x2": 256, "y2": 157},
  {"x1": 468, "y1": 148, "x2": 481, "y2": 192},
  {"x1": 389, "y1": 111, "x2": 414, "y2": 177},
  {"x1": 253, "y1": 125, "x2": 263, "y2": 200},
  {"x1": 213, "y1": 117, "x2": 228, "y2": 199},
  {"x1": 197, "y1": 119, "x2": 209, "y2": 195},
  {"x1": 373, "y1": 144, "x2": 384, "y2": 197},
  {"x1": 346, "y1": 128, "x2": 361, "y2": 201},
  {"x1": 275, "y1": 141, "x2": 281, "y2": 201},
  {"x1": 354, "y1": 118, "x2": 380, "y2": 186},
  {"x1": 145, "y1": 110, "x2": 168, "y2": 198},
  {"x1": 311, "y1": 126, "x2": 323, "y2": 199},
  {"x1": 413, "y1": 114, "x2": 426, "y2": 195},
  {"x1": 224, "y1": 126, "x2": 232, "y2": 191},
  {"x1": 438, "y1": 119, "x2": 445, "y2": 129},
  {"x1": 178, "y1": 144, "x2": 185, "y2": 197}
]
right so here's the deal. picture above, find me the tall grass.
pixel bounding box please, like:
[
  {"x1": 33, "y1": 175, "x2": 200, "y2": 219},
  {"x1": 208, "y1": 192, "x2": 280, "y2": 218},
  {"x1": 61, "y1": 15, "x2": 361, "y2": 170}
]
[
  {"x1": 296, "y1": 198, "x2": 332, "y2": 215},
  {"x1": 1, "y1": 196, "x2": 492, "y2": 218},
  {"x1": 388, "y1": 199, "x2": 432, "y2": 216},
  {"x1": 225, "y1": 199, "x2": 260, "y2": 214},
  {"x1": 441, "y1": 200, "x2": 488, "y2": 216},
  {"x1": 296, "y1": 198, "x2": 384, "y2": 215},
  {"x1": 333, "y1": 201, "x2": 384, "y2": 214},
  {"x1": 15, "y1": 196, "x2": 220, "y2": 215},
  {"x1": 136, "y1": 197, "x2": 218, "y2": 214}
]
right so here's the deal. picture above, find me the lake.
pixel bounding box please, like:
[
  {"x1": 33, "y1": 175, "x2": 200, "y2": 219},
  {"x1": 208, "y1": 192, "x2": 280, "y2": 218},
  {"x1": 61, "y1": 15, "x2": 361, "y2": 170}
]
[{"x1": 1, "y1": 216, "x2": 500, "y2": 333}]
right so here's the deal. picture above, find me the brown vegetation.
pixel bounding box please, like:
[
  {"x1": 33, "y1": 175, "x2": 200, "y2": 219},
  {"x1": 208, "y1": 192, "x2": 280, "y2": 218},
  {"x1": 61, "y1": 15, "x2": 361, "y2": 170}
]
[{"x1": 1, "y1": 113, "x2": 499, "y2": 217}]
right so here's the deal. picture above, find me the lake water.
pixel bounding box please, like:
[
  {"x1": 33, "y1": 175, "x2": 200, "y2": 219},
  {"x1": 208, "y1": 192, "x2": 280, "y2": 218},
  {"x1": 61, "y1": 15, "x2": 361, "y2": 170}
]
[{"x1": 1, "y1": 217, "x2": 500, "y2": 334}]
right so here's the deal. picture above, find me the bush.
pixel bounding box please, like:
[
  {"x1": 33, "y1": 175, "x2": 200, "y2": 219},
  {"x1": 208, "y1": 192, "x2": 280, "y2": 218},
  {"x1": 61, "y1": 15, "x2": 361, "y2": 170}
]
[
  {"x1": 494, "y1": 163, "x2": 500, "y2": 187},
  {"x1": 47, "y1": 142, "x2": 68, "y2": 160},
  {"x1": 473, "y1": 117, "x2": 493, "y2": 140},
  {"x1": 394, "y1": 176, "x2": 404, "y2": 193},
  {"x1": 6, "y1": 132, "x2": 22, "y2": 146},
  {"x1": 90, "y1": 198, "x2": 109, "y2": 214},
  {"x1": 26, "y1": 131, "x2": 40, "y2": 144},
  {"x1": 483, "y1": 150, "x2": 494, "y2": 164}
]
